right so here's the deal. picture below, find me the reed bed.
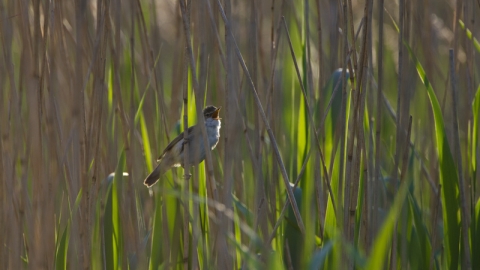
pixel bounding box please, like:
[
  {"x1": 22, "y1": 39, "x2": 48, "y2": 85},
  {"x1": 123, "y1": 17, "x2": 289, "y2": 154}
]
[{"x1": 1, "y1": 0, "x2": 479, "y2": 269}]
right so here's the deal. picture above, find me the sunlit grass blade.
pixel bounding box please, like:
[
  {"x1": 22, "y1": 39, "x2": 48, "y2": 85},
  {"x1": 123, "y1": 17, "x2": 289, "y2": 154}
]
[
  {"x1": 351, "y1": 107, "x2": 372, "y2": 256},
  {"x1": 91, "y1": 194, "x2": 103, "y2": 269},
  {"x1": 103, "y1": 151, "x2": 126, "y2": 270},
  {"x1": 386, "y1": 12, "x2": 461, "y2": 267},
  {"x1": 458, "y1": 20, "x2": 480, "y2": 53},
  {"x1": 322, "y1": 142, "x2": 340, "y2": 269},
  {"x1": 320, "y1": 69, "x2": 349, "y2": 143},
  {"x1": 322, "y1": 69, "x2": 350, "y2": 269},
  {"x1": 135, "y1": 82, "x2": 154, "y2": 172},
  {"x1": 471, "y1": 85, "x2": 480, "y2": 184},
  {"x1": 321, "y1": 69, "x2": 350, "y2": 200},
  {"x1": 197, "y1": 161, "x2": 211, "y2": 268},
  {"x1": 63, "y1": 188, "x2": 83, "y2": 267},
  {"x1": 148, "y1": 192, "x2": 164, "y2": 270},
  {"x1": 364, "y1": 172, "x2": 412, "y2": 269},
  {"x1": 54, "y1": 221, "x2": 70, "y2": 270},
  {"x1": 472, "y1": 199, "x2": 480, "y2": 268},
  {"x1": 405, "y1": 44, "x2": 460, "y2": 269},
  {"x1": 227, "y1": 233, "x2": 261, "y2": 269},
  {"x1": 267, "y1": 251, "x2": 286, "y2": 270},
  {"x1": 458, "y1": 18, "x2": 480, "y2": 192},
  {"x1": 407, "y1": 192, "x2": 432, "y2": 269},
  {"x1": 139, "y1": 115, "x2": 153, "y2": 172},
  {"x1": 134, "y1": 51, "x2": 162, "y2": 172},
  {"x1": 233, "y1": 202, "x2": 243, "y2": 269},
  {"x1": 284, "y1": 185, "x2": 303, "y2": 269},
  {"x1": 354, "y1": 153, "x2": 365, "y2": 252}
]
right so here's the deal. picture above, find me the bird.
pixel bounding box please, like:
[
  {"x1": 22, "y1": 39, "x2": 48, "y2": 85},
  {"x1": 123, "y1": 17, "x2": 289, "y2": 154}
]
[{"x1": 144, "y1": 105, "x2": 221, "y2": 187}]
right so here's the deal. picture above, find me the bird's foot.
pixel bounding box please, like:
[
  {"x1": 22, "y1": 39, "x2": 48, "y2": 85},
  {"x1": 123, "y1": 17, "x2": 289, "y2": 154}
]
[{"x1": 183, "y1": 173, "x2": 192, "y2": 180}]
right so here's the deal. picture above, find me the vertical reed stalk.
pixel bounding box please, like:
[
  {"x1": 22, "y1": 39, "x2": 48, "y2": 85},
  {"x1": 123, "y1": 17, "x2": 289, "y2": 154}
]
[{"x1": 450, "y1": 49, "x2": 471, "y2": 269}]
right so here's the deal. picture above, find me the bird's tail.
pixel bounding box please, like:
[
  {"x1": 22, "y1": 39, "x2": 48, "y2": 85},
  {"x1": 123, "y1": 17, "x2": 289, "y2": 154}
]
[{"x1": 144, "y1": 162, "x2": 167, "y2": 187}]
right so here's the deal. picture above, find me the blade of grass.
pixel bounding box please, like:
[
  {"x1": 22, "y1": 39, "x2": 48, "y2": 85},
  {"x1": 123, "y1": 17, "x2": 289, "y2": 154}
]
[
  {"x1": 449, "y1": 49, "x2": 471, "y2": 268},
  {"x1": 472, "y1": 86, "x2": 480, "y2": 190},
  {"x1": 103, "y1": 152, "x2": 126, "y2": 270},
  {"x1": 388, "y1": 12, "x2": 461, "y2": 268},
  {"x1": 407, "y1": 191, "x2": 432, "y2": 270},
  {"x1": 133, "y1": 51, "x2": 162, "y2": 172},
  {"x1": 180, "y1": 3, "x2": 192, "y2": 267},
  {"x1": 406, "y1": 46, "x2": 461, "y2": 270},
  {"x1": 461, "y1": 18, "x2": 480, "y2": 192},
  {"x1": 405, "y1": 39, "x2": 460, "y2": 270},
  {"x1": 472, "y1": 199, "x2": 480, "y2": 268},
  {"x1": 375, "y1": 0, "x2": 385, "y2": 253},
  {"x1": 282, "y1": 16, "x2": 337, "y2": 216},
  {"x1": 459, "y1": 20, "x2": 480, "y2": 53},
  {"x1": 364, "y1": 165, "x2": 412, "y2": 269},
  {"x1": 54, "y1": 221, "x2": 70, "y2": 270},
  {"x1": 213, "y1": 0, "x2": 305, "y2": 234},
  {"x1": 148, "y1": 192, "x2": 164, "y2": 270}
]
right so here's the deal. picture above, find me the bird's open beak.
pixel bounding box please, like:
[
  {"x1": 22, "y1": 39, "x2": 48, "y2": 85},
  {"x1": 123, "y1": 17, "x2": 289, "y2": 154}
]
[{"x1": 212, "y1": 107, "x2": 221, "y2": 120}]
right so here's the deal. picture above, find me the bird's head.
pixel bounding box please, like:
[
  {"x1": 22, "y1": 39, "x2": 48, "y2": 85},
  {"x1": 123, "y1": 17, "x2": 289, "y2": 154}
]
[{"x1": 203, "y1": 105, "x2": 221, "y2": 120}]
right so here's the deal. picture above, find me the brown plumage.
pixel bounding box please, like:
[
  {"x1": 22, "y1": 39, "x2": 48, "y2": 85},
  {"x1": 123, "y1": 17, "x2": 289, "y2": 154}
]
[
  {"x1": 143, "y1": 126, "x2": 194, "y2": 187},
  {"x1": 144, "y1": 106, "x2": 221, "y2": 187}
]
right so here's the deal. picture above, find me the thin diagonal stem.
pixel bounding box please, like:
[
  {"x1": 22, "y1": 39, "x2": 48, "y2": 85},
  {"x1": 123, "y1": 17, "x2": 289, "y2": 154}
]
[
  {"x1": 213, "y1": 0, "x2": 305, "y2": 234},
  {"x1": 281, "y1": 16, "x2": 337, "y2": 215}
]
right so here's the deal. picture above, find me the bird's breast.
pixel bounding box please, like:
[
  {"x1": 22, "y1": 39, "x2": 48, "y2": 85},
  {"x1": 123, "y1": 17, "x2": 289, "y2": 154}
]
[{"x1": 205, "y1": 120, "x2": 221, "y2": 148}]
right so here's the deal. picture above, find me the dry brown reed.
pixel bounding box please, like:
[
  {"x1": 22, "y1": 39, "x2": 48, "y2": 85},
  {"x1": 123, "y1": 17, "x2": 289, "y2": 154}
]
[{"x1": 0, "y1": 0, "x2": 478, "y2": 269}]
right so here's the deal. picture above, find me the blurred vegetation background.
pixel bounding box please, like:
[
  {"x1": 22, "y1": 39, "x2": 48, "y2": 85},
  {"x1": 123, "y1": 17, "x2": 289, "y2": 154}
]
[{"x1": 1, "y1": 0, "x2": 479, "y2": 269}]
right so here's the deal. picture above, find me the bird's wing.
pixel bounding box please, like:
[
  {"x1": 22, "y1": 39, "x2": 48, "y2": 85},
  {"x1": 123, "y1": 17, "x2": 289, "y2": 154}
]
[{"x1": 157, "y1": 125, "x2": 196, "y2": 161}]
